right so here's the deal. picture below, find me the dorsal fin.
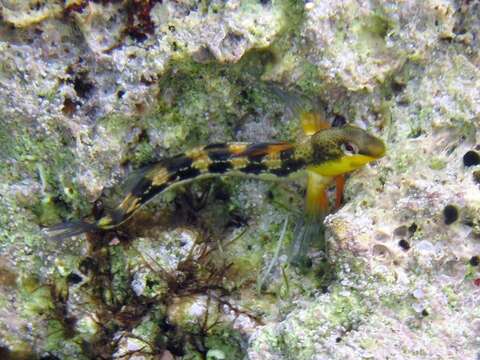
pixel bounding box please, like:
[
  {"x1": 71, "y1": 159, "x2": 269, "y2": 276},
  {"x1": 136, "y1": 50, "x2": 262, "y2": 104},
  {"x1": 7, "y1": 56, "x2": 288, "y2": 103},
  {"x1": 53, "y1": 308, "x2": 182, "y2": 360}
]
[
  {"x1": 300, "y1": 111, "x2": 331, "y2": 135},
  {"x1": 235, "y1": 142, "x2": 294, "y2": 158},
  {"x1": 268, "y1": 83, "x2": 331, "y2": 136}
]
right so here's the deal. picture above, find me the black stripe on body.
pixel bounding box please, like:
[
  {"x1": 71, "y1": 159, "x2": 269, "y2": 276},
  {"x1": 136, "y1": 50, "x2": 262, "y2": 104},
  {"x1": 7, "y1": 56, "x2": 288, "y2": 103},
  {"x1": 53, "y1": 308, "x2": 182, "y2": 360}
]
[
  {"x1": 112, "y1": 183, "x2": 169, "y2": 225},
  {"x1": 271, "y1": 159, "x2": 306, "y2": 177},
  {"x1": 280, "y1": 148, "x2": 295, "y2": 161},
  {"x1": 166, "y1": 155, "x2": 193, "y2": 173},
  {"x1": 165, "y1": 155, "x2": 201, "y2": 182},
  {"x1": 204, "y1": 143, "x2": 227, "y2": 150},
  {"x1": 174, "y1": 167, "x2": 201, "y2": 181},
  {"x1": 207, "y1": 149, "x2": 231, "y2": 162},
  {"x1": 248, "y1": 153, "x2": 266, "y2": 163},
  {"x1": 131, "y1": 177, "x2": 153, "y2": 197},
  {"x1": 208, "y1": 161, "x2": 232, "y2": 173},
  {"x1": 241, "y1": 162, "x2": 267, "y2": 174},
  {"x1": 140, "y1": 183, "x2": 169, "y2": 204}
]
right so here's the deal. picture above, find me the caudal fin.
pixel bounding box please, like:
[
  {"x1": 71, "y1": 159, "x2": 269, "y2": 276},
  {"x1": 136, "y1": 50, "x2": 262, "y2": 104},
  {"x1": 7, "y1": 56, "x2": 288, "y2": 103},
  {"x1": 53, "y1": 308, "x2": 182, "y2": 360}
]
[{"x1": 43, "y1": 221, "x2": 98, "y2": 240}]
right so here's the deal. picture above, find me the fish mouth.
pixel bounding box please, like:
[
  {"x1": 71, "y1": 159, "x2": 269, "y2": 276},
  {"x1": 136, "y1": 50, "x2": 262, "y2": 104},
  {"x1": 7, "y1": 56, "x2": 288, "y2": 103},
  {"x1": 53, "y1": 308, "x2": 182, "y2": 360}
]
[
  {"x1": 374, "y1": 146, "x2": 386, "y2": 158},
  {"x1": 365, "y1": 141, "x2": 386, "y2": 159}
]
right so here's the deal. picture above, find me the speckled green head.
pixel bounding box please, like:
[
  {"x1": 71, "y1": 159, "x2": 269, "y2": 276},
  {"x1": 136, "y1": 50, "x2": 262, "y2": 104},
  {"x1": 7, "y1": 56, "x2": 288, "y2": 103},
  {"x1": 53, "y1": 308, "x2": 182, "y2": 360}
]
[{"x1": 309, "y1": 125, "x2": 386, "y2": 176}]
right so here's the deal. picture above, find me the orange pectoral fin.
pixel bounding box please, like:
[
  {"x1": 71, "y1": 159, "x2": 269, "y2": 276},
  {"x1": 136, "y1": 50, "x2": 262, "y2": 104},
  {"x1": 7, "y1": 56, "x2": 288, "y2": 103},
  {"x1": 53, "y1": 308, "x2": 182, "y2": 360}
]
[
  {"x1": 300, "y1": 111, "x2": 330, "y2": 136},
  {"x1": 305, "y1": 171, "x2": 333, "y2": 219},
  {"x1": 335, "y1": 175, "x2": 345, "y2": 209}
]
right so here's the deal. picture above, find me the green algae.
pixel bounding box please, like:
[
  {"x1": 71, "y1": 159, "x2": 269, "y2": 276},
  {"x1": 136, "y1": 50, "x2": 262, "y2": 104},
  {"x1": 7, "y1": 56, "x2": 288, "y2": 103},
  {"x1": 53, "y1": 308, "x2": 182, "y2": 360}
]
[
  {"x1": 0, "y1": 121, "x2": 90, "y2": 225},
  {"x1": 32, "y1": 194, "x2": 62, "y2": 227},
  {"x1": 0, "y1": 6, "x2": 308, "y2": 360},
  {"x1": 93, "y1": 49, "x2": 295, "y2": 175},
  {"x1": 442, "y1": 285, "x2": 460, "y2": 309},
  {"x1": 260, "y1": 288, "x2": 370, "y2": 360},
  {"x1": 109, "y1": 246, "x2": 131, "y2": 306},
  {"x1": 429, "y1": 157, "x2": 447, "y2": 170},
  {"x1": 205, "y1": 326, "x2": 244, "y2": 360},
  {"x1": 20, "y1": 278, "x2": 55, "y2": 317}
]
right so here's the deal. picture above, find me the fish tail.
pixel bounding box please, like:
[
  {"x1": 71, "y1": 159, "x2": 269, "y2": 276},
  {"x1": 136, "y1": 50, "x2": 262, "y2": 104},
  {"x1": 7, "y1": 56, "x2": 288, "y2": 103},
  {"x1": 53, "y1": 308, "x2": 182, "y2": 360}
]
[
  {"x1": 43, "y1": 220, "x2": 98, "y2": 240},
  {"x1": 44, "y1": 140, "x2": 303, "y2": 239}
]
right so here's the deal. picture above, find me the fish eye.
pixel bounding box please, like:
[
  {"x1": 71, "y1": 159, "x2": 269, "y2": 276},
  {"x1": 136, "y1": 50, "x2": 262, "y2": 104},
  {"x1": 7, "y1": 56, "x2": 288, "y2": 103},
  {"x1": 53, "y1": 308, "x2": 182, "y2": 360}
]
[{"x1": 341, "y1": 142, "x2": 359, "y2": 155}]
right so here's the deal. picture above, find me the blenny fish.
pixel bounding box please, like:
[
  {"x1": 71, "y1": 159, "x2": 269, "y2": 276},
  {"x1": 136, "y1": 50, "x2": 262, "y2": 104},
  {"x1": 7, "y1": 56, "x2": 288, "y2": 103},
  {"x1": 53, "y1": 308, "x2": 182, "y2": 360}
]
[{"x1": 45, "y1": 112, "x2": 385, "y2": 244}]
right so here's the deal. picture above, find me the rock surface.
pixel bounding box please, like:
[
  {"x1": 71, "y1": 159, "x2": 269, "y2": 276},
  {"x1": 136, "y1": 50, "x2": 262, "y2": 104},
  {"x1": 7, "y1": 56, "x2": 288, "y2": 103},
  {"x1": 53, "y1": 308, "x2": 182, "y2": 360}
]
[{"x1": 1, "y1": 0, "x2": 480, "y2": 359}]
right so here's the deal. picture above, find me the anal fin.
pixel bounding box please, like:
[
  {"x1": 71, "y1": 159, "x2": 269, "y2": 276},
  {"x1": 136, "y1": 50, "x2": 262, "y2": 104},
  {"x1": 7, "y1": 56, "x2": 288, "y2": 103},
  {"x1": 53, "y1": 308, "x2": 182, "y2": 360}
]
[
  {"x1": 305, "y1": 170, "x2": 333, "y2": 218},
  {"x1": 289, "y1": 171, "x2": 333, "y2": 267}
]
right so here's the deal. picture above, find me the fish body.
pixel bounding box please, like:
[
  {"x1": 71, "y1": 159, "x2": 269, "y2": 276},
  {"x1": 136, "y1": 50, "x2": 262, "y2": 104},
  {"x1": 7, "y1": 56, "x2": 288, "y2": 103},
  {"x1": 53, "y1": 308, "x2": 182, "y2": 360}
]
[
  {"x1": 45, "y1": 125, "x2": 385, "y2": 240},
  {"x1": 99, "y1": 141, "x2": 305, "y2": 229}
]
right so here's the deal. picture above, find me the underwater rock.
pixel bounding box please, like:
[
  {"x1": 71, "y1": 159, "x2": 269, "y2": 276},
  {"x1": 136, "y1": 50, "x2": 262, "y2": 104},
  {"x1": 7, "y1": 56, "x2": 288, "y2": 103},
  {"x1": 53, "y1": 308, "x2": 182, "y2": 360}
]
[{"x1": 1, "y1": 0, "x2": 480, "y2": 359}]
